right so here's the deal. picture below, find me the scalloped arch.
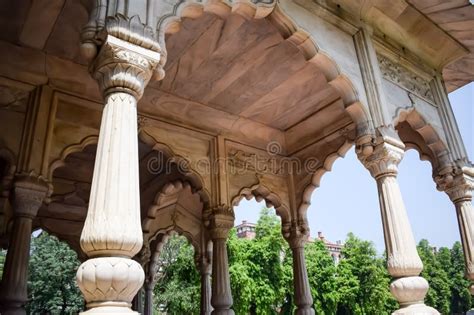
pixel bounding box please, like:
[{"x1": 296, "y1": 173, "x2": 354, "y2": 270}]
[
  {"x1": 142, "y1": 180, "x2": 204, "y2": 249},
  {"x1": 139, "y1": 129, "x2": 211, "y2": 207},
  {"x1": 298, "y1": 140, "x2": 354, "y2": 218},
  {"x1": 394, "y1": 107, "x2": 450, "y2": 170},
  {"x1": 47, "y1": 135, "x2": 98, "y2": 182},
  {"x1": 231, "y1": 183, "x2": 290, "y2": 223}
]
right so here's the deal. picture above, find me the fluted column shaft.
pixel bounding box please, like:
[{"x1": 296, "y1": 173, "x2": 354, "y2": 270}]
[
  {"x1": 75, "y1": 33, "x2": 160, "y2": 314},
  {"x1": 0, "y1": 177, "x2": 48, "y2": 315},
  {"x1": 285, "y1": 223, "x2": 315, "y2": 315},
  {"x1": 438, "y1": 173, "x2": 474, "y2": 312},
  {"x1": 359, "y1": 138, "x2": 439, "y2": 315},
  {"x1": 209, "y1": 206, "x2": 234, "y2": 315},
  {"x1": 201, "y1": 261, "x2": 213, "y2": 315}
]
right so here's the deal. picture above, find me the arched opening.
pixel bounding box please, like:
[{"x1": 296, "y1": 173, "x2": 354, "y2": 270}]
[
  {"x1": 145, "y1": 233, "x2": 201, "y2": 314},
  {"x1": 26, "y1": 230, "x2": 83, "y2": 314}
]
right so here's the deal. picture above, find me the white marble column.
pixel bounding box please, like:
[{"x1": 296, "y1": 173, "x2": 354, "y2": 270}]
[
  {"x1": 284, "y1": 222, "x2": 315, "y2": 315},
  {"x1": 359, "y1": 137, "x2": 439, "y2": 315},
  {"x1": 0, "y1": 176, "x2": 48, "y2": 315},
  {"x1": 75, "y1": 33, "x2": 160, "y2": 314},
  {"x1": 209, "y1": 206, "x2": 234, "y2": 315},
  {"x1": 200, "y1": 257, "x2": 213, "y2": 315},
  {"x1": 437, "y1": 171, "x2": 474, "y2": 314}
]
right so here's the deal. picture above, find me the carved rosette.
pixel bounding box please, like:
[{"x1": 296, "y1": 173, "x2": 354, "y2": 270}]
[
  {"x1": 209, "y1": 205, "x2": 235, "y2": 240},
  {"x1": 91, "y1": 35, "x2": 160, "y2": 99}
]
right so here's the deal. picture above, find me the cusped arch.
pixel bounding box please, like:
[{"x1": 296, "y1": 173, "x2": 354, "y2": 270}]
[
  {"x1": 139, "y1": 129, "x2": 211, "y2": 208},
  {"x1": 231, "y1": 183, "x2": 291, "y2": 223},
  {"x1": 394, "y1": 107, "x2": 451, "y2": 172},
  {"x1": 298, "y1": 140, "x2": 354, "y2": 218},
  {"x1": 142, "y1": 180, "x2": 205, "y2": 248},
  {"x1": 48, "y1": 135, "x2": 98, "y2": 183}
]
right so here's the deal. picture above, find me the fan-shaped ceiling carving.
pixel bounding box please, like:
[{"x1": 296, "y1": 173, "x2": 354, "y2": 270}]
[{"x1": 150, "y1": 11, "x2": 349, "y2": 133}]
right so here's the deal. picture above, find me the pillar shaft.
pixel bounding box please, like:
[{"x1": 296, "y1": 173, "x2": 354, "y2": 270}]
[
  {"x1": 201, "y1": 261, "x2": 213, "y2": 315},
  {"x1": 438, "y1": 172, "x2": 474, "y2": 311},
  {"x1": 75, "y1": 32, "x2": 160, "y2": 314},
  {"x1": 284, "y1": 223, "x2": 315, "y2": 315},
  {"x1": 0, "y1": 177, "x2": 48, "y2": 315},
  {"x1": 144, "y1": 284, "x2": 153, "y2": 315},
  {"x1": 360, "y1": 137, "x2": 439, "y2": 314},
  {"x1": 209, "y1": 206, "x2": 234, "y2": 315}
]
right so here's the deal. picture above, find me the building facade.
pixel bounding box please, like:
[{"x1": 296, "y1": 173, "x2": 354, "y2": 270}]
[{"x1": 0, "y1": 0, "x2": 473, "y2": 314}]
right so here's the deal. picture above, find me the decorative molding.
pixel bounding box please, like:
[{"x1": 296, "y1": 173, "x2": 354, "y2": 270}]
[
  {"x1": 0, "y1": 85, "x2": 29, "y2": 112},
  {"x1": 377, "y1": 54, "x2": 434, "y2": 103},
  {"x1": 227, "y1": 149, "x2": 284, "y2": 176},
  {"x1": 282, "y1": 220, "x2": 310, "y2": 249},
  {"x1": 209, "y1": 205, "x2": 234, "y2": 240},
  {"x1": 92, "y1": 35, "x2": 160, "y2": 99}
]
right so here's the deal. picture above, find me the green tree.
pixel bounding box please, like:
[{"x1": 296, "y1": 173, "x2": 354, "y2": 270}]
[
  {"x1": 153, "y1": 235, "x2": 200, "y2": 314},
  {"x1": 417, "y1": 239, "x2": 451, "y2": 314},
  {"x1": 305, "y1": 240, "x2": 338, "y2": 314},
  {"x1": 335, "y1": 233, "x2": 396, "y2": 315},
  {"x1": 27, "y1": 231, "x2": 83, "y2": 314},
  {"x1": 437, "y1": 242, "x2": 472, "y2": 313},
  {"x1": 228, "y1": 207, "x2": 287, "y2": 314},
  {"x1": 0, "y1": 249, "x2": 5, "y2": 278}
]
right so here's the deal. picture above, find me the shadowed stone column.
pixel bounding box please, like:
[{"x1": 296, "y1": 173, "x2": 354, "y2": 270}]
[
  {"x1": 200, "y1": 256, "x2": 213, "y2": 315},
  {"x1": 359, "y1": 133, "x2": 439, "y2": 315},
  {"x1": 437, "y1": 171, "x2": 474, "y2": 314},
  {"x1": 75, "y1": 25, "x2": 160, "y2": 314},
  {"x1": 209, "y1": 206, "x2": 234, "y2": 315},
  {"x1": 284, "y1": 221, "x2": 315, "y2": 315},
  {"x1": 132, "y1": 289, "x2": 143, "y2": 313},
  {"x1": 0, "y1": 176, "x2": 48, "y2": 315},
  {"x1": 143, "y1": 281, "x2": 154, "y2": 315}
]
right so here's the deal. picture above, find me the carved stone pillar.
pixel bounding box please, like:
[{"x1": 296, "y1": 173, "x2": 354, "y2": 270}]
[
  {"x1": 283, "y1": 221, "x2": 315, "y2": 315},
  {"x1": 75, "y1": 22, "x2": 161, "y2": 314},
  {"x1": 209, "y1": 206, "x2": 234, "y2": 315},
  {"x1": 359, "y1": 135, "x2": 439, "y2": 315},
  {"x1": 0, "y1": 176, "x2": 48, "y2": 315},
  {"x1": 200, "y1": 257, "x2": 213, "y2": 315},
  {"x1": 437, "y1": 171, "x2": 474, "y2": 313},
  {"x1": 143, "y1": 281, "x2": 154, "y2": 315}
]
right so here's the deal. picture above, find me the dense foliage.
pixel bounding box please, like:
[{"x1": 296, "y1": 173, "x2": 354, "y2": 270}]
[
  {"x1": 6, "y1": 211, "x2": 471, "y2": 314},
  {"x1": 0, "y1": 249, "x2": 5, "y2": 278},
  {"x1": 151, "y1": 209, "x2": 473, "y2": 314},
  {"x1": 26, "y1": 232, "x2": 83, "y2": 314}
]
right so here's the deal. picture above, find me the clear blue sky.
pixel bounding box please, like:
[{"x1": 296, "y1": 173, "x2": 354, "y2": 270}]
[{"x1": 235, "y1": 82, "x2": 474, "y2": 253}]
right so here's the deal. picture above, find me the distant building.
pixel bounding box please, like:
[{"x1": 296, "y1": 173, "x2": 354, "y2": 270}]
[
  {"x1": 235, "y1": 221, "x2": 343, "y2": 263},
  {"x1": 235, "y1": 220, "x2": 257, "y2": 239},
  {"x1": 311, "y1": 231, "x2": 343, "y2": 264}
]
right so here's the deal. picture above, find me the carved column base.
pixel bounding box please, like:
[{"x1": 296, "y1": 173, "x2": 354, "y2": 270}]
[
  {"x1": 76, "y1": 257, "x2": 144, "y2": 315},
  {"x1": 211, "y1": 310, "x2": 235, "y2": 315},
  {"x1": 390, "y1": 277, "x2": 439, "y2": 315}
]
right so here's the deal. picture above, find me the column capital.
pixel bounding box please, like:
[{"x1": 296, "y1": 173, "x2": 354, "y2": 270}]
[
  {"x1": 283, "y1": 220, "x2": 310, "y2": 249},
  {"x1": 359, "y1": 140, "x2": 405, "y2": 179},
  {"x1": 209, "y1": 205, "x2": 235, "y2": 240},
  {"x1": 91, "y1": 35, "x2": 161, "y2": 100},
  {"x1": 11, "y1": 175, "x2": 48, "y2": 218},
  {"x1": 436, "y1": 169, "x2": 473, "y2": 203}
]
